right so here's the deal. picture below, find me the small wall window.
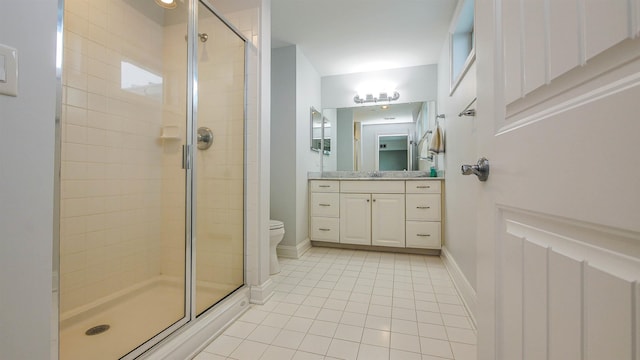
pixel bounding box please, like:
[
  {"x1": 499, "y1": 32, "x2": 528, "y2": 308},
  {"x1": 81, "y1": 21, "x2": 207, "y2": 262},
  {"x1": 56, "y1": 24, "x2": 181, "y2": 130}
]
[{"x1": 449, "y1": 0, "x2": 475, "y2": 95}]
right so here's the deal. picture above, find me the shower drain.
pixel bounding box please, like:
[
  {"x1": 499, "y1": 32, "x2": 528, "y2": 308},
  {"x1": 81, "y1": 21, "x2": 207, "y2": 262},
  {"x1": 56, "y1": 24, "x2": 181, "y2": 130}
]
[{"x1": 85, "y1": 324, "x2": 110, "y2": 336}]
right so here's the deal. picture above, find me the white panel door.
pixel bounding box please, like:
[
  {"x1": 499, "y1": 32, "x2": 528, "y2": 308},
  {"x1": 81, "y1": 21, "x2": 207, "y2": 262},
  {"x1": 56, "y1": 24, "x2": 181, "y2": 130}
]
[
  {"x1": 340, "y1": 193, "x2": 371, "y2": 245},
  {"x1": 476, "y1": 1, "x2": 640, "y2": 359},
  {"x1": 371, "y1": 193, "x2": 405, "y2": 247}
]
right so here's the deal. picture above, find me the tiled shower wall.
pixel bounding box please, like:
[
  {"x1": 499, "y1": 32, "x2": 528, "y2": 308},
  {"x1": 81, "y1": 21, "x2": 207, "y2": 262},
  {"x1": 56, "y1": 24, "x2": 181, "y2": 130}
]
[{"x1": 60, "y1": 0, "x2": 175, "y2": 314}]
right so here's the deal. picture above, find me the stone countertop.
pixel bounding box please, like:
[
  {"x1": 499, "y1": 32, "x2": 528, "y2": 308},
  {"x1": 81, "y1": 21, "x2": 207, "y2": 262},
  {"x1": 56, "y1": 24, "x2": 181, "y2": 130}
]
[{"x1": 308, "y1": 171, "x2": 444, "y2": 180}]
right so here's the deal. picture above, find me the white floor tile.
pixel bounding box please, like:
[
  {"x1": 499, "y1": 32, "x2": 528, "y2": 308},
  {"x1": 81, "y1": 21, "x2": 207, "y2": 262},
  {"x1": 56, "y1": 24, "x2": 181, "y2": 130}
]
[
  {"x1": 260, "y1": 345, "x2": 296, "y2": 360},
  {"x1": 334, "y1": 324, "x2": 364, "y2": 342},
  {"x1": 389, "y1": 348, "x2": 422, "y2": 360},
  {"x1": 357, "y1": 343, "x2": 390, "y2": 360},
  {"x1": 340, "y1": 311, "x2": 367, "y2": 327},
  {"x1": 273, "y1": 302, "x2": 300, "y2": 316},
  {"x1": 261, "y1": 313, "x2": 291, "y2": 328},
  {"x1": 284, "y1": 316, "x2": 314, "y2": 333},
  {"x1": 247, "y1": 325, "x2": 281, "y2": 344},
  {"x1": 450, "y1": 342, "x2": 477, "y2": 360},
  {"x1": 441, "y1": 314, "x2": 472, "y2": 329},
  {"x1": 308, "y1": 319, "x2": 338, "y2": 337},
  {"x1": 203, "y1": 335, "x2": 242, "y2": 356},
  {"x1": 294, "y1": 305, "x2": 321, "y2": 319},
  {"x1": 229, "y1": 339, "x2": 268, "y2": 360},
  {"x1": 193, "y1": 352, "x2": 226, "y2": 360},
  {"x1": 297, "y1": 334, "x2": 332, "y2": 355},
  {"x1": 271, "y1": 329, "x2": 306, "y2": 350},
  {"x1": 365, "y1": 315, "x2": 391, "y2": 331},
  {"x1": 193, "y1": 248, "x2": 475, "y2": 360},
  {"x1": 390, "y1": 332, "x2": 421, "y2": 353},
  {"x1": 391, "y1": 318, "x2": 419, "y2": 335},
  {"x1": 361, "y1": 328, "x2": 390, "y2": 347},
  {"x1": 292, "y1": 350, "x2": 325, "y2": 360},
  {"x1": 418, "y1": 323, "x2": 448, "y2": 340},
  {"x1": 419, "y1": 337, "x2": 453, "y2": 359},
  {"x1": 327, "y1": 338, "x2": 360, "y2": 360},
  {"x1": 224, "y1": 321, "x2": 258, "y2": 339}
]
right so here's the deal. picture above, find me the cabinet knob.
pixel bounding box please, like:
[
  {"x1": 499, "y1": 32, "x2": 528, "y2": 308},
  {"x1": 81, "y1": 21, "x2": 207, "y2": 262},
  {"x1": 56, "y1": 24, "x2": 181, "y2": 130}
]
[{"x1": 366, "y1": 199, "x2": 370, "y2": 202}]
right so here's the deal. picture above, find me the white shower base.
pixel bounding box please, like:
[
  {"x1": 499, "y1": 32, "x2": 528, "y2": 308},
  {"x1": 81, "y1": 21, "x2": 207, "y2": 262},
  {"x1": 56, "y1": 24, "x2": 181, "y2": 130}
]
[{"x1": 60, "y1": 277, "x2": 237, "y2": 360}]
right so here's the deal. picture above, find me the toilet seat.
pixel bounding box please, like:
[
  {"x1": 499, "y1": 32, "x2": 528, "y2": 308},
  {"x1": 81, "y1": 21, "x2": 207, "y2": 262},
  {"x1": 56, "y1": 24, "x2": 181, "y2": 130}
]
[{"x1": 269, "y1": 220, "x2": 284, "y2": 230}]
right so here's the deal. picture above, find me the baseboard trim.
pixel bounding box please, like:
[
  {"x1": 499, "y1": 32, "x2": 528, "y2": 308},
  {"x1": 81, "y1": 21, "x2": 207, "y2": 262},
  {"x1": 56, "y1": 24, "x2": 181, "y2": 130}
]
[
  {"x1": 441, "y1": 246, "x2": 477, "y2": 328},
  {"x1": 277, "y1": 238, "x2": 311, "y2": 259},
  {"x1": 249, "y1": 278, "x2": 275, "y2": 305},
  {"x1": 141, "y1": 288, "x2": 250, "y2": 360}
]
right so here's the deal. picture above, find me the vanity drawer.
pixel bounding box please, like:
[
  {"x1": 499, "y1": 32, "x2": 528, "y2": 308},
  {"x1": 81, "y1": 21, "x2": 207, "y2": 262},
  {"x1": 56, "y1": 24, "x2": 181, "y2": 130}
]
[
  {"x1": 310, "y1": 180, "x2": 340, "y2": 193},
  {"x1": 406, "y1": 221, "x2": 441, "y2": 249},
  {"x1": 406, "y1": 180, "x2": 441, "y2": 194},
  {"x1": 311, "y1": 217, "x2": 339, "y2": 242},
  {"x1": 406, "y1": 194, "x2": 441, "y2": 221},
  {"x1": 340, "y1": 180, "x2": 405, "y2": 194},
  {"x1": 311, "y1": 193, "x2": 340, "y2": 217}
]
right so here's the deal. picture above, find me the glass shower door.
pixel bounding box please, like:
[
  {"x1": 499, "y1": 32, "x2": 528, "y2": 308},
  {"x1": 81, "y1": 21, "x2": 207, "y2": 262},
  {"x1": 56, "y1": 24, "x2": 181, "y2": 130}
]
[
  {"x1": 58, "y1": 1, "x2": 188, "y2": 358},
  {"x1": 194, "y1": 1, "x2": 246, "y2": 315}
]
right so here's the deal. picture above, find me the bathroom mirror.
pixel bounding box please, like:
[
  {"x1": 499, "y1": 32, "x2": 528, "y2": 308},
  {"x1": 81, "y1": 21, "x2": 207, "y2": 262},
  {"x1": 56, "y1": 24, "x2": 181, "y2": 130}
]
[
  {"x1": 310, "y1": 107, "x2": 323, "y2": 152},
  {"x1": 322, "y1": 101, "x2": 437, "y2": 172},
  {"x1": 311, "y1": 107, "x2": 330, "y2": 155}
]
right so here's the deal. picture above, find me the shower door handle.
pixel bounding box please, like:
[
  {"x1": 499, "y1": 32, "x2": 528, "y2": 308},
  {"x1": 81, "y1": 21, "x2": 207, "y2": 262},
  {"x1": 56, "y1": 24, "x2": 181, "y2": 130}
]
[{"x1": 182, "y1": 145, "x2": 191, "y2": 170}]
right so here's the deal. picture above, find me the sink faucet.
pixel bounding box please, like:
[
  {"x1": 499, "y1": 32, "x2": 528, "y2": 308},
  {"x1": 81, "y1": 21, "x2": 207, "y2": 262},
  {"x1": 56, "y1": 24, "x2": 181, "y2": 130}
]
[{"x1": 369, "y1": 171, "x2": 381, "y2": 177}]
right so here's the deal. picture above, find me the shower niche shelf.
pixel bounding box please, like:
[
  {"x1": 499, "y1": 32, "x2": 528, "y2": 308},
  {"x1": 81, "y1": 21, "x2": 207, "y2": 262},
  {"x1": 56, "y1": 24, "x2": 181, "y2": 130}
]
[{"x1": 160, "y1": 125, "x2": 181, "y2": 140}]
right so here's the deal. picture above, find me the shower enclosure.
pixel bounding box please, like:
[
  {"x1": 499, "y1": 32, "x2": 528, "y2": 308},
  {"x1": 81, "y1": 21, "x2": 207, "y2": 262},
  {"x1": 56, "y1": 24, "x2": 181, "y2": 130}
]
[{"x1": 57, "y1": 0, "x2": 246, "y2": 358}]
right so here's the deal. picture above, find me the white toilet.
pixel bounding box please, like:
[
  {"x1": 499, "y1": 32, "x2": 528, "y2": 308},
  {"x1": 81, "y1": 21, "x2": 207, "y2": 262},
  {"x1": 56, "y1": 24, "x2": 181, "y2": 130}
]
[{"x1": 269, "y1": 220, "x2": 285, "y2": 274}]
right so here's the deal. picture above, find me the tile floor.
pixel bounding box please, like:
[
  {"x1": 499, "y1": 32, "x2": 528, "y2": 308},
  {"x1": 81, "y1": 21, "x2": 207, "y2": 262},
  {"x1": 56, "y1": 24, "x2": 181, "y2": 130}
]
[{"x1": 194, "y1": 247, "x2": 476, "y2": 360}]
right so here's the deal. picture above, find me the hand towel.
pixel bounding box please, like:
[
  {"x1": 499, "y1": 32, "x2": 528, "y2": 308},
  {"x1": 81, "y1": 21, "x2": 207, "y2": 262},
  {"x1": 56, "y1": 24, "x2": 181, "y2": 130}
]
[{"x1": 428, "y1": 124, "x2": 445, "y2": 153}]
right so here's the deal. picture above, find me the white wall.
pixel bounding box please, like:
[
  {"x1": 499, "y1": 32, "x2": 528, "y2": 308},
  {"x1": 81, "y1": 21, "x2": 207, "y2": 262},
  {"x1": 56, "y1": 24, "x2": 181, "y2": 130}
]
[
  {"x1": 270, "y1": 46, "x2": 297, "y2": 247},
  {"x1": 437, "y1": 38, "x2": 479, "y2": 293},
  {"x1": 0, "y1": 1, "x2": 57, "y2": 358},
  {"x1": 270, "y1": 45, "x2": 321, "y2": 250},
  {"x1": 321, "y1": 65, "x2": 438, "y2": 109}
]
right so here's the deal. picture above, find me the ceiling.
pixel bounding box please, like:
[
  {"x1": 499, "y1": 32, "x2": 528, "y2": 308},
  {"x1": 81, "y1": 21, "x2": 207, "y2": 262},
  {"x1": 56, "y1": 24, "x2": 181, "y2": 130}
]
[
  {"x1": 352, "y1": 102, "x2": 423, "y2": 124},
  {"x1": 271, "y1": 0, "x2": 458, "y2": 77}
]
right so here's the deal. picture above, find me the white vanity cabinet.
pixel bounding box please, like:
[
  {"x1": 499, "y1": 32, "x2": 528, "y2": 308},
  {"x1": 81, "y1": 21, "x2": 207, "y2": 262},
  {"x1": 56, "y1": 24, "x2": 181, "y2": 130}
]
[
  {"x1": 339, "y1": 181, "x2": 405, "y2": 247},
  {"x1": 309, "y1": 180, "x2": 340, "y2": 242},
  {"x1": 309, "y1": 179, "x2": 442, "y2": 251}
]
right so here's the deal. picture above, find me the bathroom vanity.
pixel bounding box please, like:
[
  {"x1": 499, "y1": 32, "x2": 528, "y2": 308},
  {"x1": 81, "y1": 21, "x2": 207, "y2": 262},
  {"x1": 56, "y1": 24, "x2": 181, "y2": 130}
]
[{"x1": 308, "y1": 172, "x2": 444, "y2": 254}]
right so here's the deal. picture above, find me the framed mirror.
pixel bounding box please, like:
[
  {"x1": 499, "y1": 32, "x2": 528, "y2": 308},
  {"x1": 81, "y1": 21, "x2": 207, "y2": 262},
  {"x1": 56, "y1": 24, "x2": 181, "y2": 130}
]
[
  {"x1": 311, "y1": 107, "x2": 331, "y2": 155},
  {"x1": 310, "y1": 107, "x2": 323, "y2": 152}
]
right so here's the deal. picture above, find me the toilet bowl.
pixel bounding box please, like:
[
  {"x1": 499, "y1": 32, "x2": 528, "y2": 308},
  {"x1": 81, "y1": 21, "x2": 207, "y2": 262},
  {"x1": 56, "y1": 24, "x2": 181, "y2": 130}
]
[{"x1": 269, "y1": 220, "x2": 285, "y2": 275}]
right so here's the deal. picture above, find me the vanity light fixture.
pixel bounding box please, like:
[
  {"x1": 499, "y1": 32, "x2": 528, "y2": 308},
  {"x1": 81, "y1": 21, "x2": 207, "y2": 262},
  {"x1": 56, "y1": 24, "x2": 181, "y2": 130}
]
[
  {"x1": 353, "y1": 91, "x2": 400, "y2": 104},
  {"x1": 155, "y1": 0, "x2": 177, "y2": 9}
]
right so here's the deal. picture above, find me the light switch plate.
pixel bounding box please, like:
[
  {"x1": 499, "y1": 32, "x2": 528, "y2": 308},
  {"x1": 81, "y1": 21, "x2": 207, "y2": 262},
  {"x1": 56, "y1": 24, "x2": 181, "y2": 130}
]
[{"x1": 0, "y1": 44, "x2": 18, "y2": 97}]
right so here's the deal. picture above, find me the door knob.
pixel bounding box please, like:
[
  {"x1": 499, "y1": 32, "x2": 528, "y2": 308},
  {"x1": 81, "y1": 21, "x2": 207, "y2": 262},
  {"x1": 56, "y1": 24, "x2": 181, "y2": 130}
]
[{"x1": 461, "y1": 157, "x2": 489, "y2": 181}]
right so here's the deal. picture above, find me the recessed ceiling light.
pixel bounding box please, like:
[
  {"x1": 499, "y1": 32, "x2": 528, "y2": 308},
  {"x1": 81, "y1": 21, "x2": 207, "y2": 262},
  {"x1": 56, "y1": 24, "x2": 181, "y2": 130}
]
[
  {"x1": 381, "y1": 105, "x2": 389, "y2": 110},
  {"x1": 155, "y1": 0, "x2": 177, "y2": 9}
]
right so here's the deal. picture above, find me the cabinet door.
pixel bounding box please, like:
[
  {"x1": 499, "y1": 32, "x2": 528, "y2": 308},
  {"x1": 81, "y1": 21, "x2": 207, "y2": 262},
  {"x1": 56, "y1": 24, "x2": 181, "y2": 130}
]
[
  {"x1": 372, "y1": 194, "x2": 406, "y2": 247},
  {"x1": 340, "y1": 193, "x2": 371, "y2": 245}
]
